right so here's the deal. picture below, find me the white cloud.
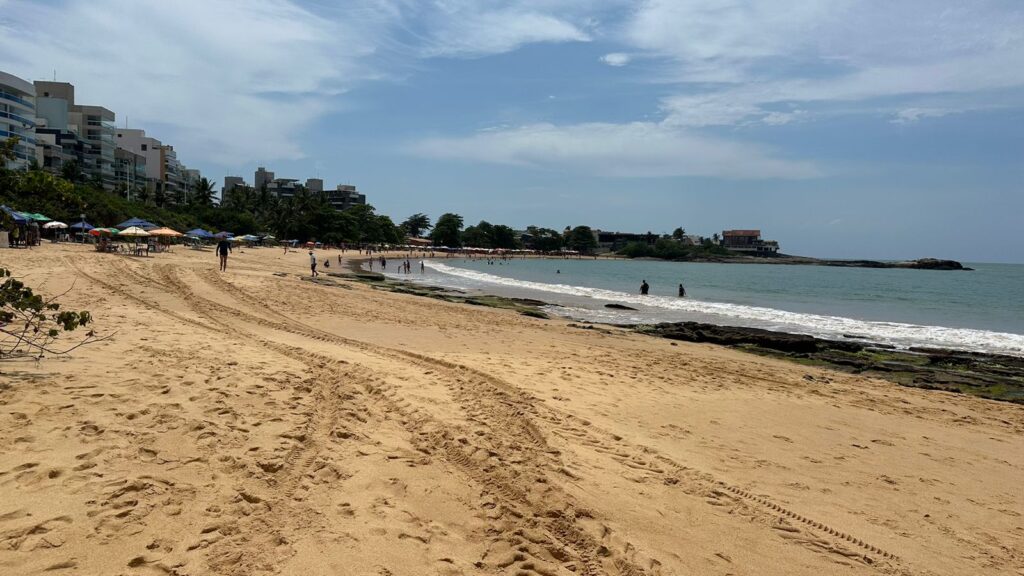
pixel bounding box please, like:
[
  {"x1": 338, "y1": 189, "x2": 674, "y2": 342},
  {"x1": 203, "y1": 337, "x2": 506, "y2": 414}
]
[
  {"x1": 384, "y1": 0, "x2": 594, "y2": 58},
  {"x1": 0, "y1": 0, "x2": 388, "y2": 167},
  {"x1": 407, "y1": 122, "x2": 819, "y2": 179},
  {"x1": 891, "y1": 108, "x2": 954, "y2": 124},
  {"x1": 600, "y1": 52, "x2": 631, "y2": 67},
  {"x1": 0, "y1": 0, "x2": 599, "y2": 169},
  {"x1": 622, "y1": 1, "x2": 1024, "y2": 126}
]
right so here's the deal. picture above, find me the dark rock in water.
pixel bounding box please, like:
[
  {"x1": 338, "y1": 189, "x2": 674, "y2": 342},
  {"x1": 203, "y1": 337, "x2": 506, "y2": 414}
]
[
  {"x1": 644, "y1": 322, "x2": 844, "y2": 354},
  {"x1": 513, "y1": 298, "x2": 550, "y2": 307},
  {"x1": 896, "y1": 258, "x2": 966, "y2": 271},
  {"x1": 605, "y1": 303, "x2": 638, "y2": 311}
]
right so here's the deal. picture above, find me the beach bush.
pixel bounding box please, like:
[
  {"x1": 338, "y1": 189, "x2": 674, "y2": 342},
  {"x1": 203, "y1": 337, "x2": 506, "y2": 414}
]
[{"x1": 0, "y1": 268, "x2": 103, "y2": 361}]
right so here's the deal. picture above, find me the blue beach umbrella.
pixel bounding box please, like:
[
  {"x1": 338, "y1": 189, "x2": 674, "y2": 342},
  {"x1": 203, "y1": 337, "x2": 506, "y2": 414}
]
[
  {"x1": 185, "y1": 228, "x2": 214, "y2": 239},
  {"x1": 1, "y1": 205, "x2": 30, "y2": 223},
  {"x1": 115, "y1": 217, "x2": 159, "y2": 230}
]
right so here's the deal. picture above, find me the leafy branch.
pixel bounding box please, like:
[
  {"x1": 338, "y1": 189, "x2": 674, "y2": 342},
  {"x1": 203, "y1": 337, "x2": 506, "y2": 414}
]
[{"x1": 0, "y1": 268, "x2": 112, "y2": 361}]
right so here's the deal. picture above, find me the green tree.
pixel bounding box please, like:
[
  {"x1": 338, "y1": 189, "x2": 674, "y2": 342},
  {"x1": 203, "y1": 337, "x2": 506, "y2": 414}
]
[
  {"x1": 0, "y1": 135, "x2": 19, "y2": 165},
  {"x1": 60, "y1": 160, "x2": 84, "y2": 184},
  {"x1": 400, "y1": 213, "x2": 432, "y2": 238},
  {"x1": 462, "y1": 220, "x2": 493, "y2": 248},
  {"x1": 192, "y1": 177, "x2": 216, "y2": 207},
  {"x1": 672, "y1": 227, "x2": 685, "y2": 240},
  {"x1": 491, "y1": 224, "x2": 518, "y2": 249},
  {"x1": 431, "y1": 213, "x2": 463, "y2": 247},
  {"x1": 527, "y1": 227, "x2": 563, "y2": 252},
  {"x1": 566, "y1": 225, "x2": 597, "y2": 254}
]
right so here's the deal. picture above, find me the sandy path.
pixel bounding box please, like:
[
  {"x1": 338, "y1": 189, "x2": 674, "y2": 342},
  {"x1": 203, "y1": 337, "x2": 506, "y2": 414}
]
[{"x1": 1, "y1": 244, "x2": 1021, "y2": 575}]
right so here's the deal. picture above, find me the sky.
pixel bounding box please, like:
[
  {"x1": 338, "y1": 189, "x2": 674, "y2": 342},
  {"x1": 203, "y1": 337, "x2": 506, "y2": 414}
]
[{"x1": 1, "y1": 0, "x2": 1022, "y2": 262}]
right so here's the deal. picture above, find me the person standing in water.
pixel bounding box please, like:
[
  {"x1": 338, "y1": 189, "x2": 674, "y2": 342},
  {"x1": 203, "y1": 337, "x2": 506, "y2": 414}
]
[
  {"x1": 640, "y1": 280, "x2": 649, "y2": 295},
  {"x1": 678, "y1": 283, "x2": 686, "y2": 297},
  {"x1": 217, "y1": 237, "x2": 232, "y2": 271}
]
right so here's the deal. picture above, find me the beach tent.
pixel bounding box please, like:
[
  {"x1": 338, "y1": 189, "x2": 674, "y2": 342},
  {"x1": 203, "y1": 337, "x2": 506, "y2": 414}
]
[{"x1": 115, "y1": 217, "x2": 158, "y2": 230}]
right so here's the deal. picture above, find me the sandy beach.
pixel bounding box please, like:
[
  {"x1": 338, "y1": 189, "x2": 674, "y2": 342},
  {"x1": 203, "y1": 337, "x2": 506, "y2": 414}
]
[{"x1": 1, "y1": 243, "x2": 1022, "y2": 576}]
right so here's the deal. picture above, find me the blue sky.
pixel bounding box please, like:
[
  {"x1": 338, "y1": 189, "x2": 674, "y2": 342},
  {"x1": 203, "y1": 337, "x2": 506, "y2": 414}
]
[{"x1": 2, "y1": 0, "x2": 1022, "y2": 262}]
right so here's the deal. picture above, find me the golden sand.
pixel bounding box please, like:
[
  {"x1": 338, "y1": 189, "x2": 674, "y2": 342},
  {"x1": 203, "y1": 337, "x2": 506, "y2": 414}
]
[{"x1": 1, "y1": 243, "x2": 1021, "y2": 575}]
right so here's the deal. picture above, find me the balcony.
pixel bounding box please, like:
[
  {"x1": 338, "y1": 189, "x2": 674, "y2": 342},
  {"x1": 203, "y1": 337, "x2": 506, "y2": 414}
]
[
  {"x1": 0, "y1": 91, "x2": 34, "y2": 110},
  {"x1": 0, "y1": 110, "x2": 36, "y2": 127}
]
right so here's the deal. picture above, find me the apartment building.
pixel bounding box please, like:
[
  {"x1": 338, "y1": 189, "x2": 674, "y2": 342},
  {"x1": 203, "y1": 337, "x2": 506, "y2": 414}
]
[
  {"x1": 0, "y1": 71, "x2": 38, "y2": 170},
  {"x1": 35, "y1": 81, "x2": 116, "y2": 188}
]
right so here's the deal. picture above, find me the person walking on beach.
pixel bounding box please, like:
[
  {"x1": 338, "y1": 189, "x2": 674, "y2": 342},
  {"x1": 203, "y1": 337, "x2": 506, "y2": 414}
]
[
  {"x1": 309, "y1": 250, "x2": 319, "y2": 277},
  {"x1": 217, "y1": 237, "x2": 232, "y2": 271},
  {"x1": 640, "y1": 280, "x2": 649, "y2": 295},
  {"x1": 678, "y1": 283, "x2": 686, "y2": 298}
]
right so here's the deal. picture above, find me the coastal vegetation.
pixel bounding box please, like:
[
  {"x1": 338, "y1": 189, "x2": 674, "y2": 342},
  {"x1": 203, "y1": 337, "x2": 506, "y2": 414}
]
[{"x1": 618, "y1": 237, "x2": 732, "y2": 259}]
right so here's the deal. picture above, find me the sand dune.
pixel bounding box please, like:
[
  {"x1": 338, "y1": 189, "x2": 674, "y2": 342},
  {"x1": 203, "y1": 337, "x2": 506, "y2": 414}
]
[{"x1": 1, "y1": 244, "x2": 1022, "y2": 575}]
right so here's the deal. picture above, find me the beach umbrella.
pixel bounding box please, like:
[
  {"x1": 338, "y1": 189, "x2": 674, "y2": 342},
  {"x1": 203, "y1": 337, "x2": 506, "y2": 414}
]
[
  {"x1": 43, "y1": 221, "x2": 68, "y2": 229},
  {"x1": 148, "y1": 227, "x2": 183, "y2": 237},
  {"x1": 0, "y1": 205, "x2": 29, "y2": 223},
  {"x1": 185, "y1": 228, "x2": 213, "y2": 239},
  {"x1": 115, "y1": 217, "x2": 159, "y2": 230},
  {"x1": 214, "y1": 231, "x2": 234, "y2": 239},
  {"x1": 28, "y1": 213, "x2": 51, "y2": 222},
  {"x1": 69, "y1": 221, "x2": 94, "y2": 231},
  {"x1": 118, "y1": 226, "x2": 151, "y2": 237}
]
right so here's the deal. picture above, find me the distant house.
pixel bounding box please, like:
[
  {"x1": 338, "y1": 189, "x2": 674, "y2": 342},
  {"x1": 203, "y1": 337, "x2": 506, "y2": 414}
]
[{"x1": 721, "y1": 229, "x2": 780, "y2": 254}]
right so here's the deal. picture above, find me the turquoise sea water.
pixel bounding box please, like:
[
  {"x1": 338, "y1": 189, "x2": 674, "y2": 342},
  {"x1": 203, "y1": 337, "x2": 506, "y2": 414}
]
[{"x1": 380, "y1": 258, "x2": 1024, "y2": 356}]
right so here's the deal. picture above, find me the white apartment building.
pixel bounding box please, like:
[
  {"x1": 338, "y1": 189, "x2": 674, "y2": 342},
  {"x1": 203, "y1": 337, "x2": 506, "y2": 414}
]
[
  {"x1": 0, "y1": 70, "x2": 38, "y2": 170},
  {"x1": 35, "y1": 81, "x2": 116, "y2": 188}
]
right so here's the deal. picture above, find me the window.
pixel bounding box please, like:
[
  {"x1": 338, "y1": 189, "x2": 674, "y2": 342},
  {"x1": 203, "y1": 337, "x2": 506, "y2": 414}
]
[{"x1": 141, "y1": 144, "x2": 147, "y2": 151}]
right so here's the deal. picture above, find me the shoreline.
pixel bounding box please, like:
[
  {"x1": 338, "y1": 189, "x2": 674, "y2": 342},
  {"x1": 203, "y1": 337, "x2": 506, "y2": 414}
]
[{"x1": 341, "y1": 255, "x2": 1023, "y2": 403}]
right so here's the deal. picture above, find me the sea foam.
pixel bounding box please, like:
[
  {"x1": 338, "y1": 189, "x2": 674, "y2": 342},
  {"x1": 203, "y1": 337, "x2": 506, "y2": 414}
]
[{"x1": 423, "y1": 261, "x2": 1024, "y2": 356}]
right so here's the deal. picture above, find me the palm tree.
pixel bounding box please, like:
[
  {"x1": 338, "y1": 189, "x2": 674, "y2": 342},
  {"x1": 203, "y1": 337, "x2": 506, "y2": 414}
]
[{"x1": 193, "y1": 177, "x2": 216, "y2": 206}]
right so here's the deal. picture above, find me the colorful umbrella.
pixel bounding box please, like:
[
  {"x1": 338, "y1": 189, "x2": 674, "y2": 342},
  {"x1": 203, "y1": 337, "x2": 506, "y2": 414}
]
[
  {"x1": 118, "y1": 226, "x2": 151, "y2": 237},
  {"x1": 148, "y1": 227, "x2": 183, "y2": 237}
]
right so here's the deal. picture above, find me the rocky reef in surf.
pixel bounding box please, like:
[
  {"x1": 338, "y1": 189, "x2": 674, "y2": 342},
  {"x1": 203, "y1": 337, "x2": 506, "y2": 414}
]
[{"x1": 636, "y1": 321, "x2": 1024, "y2": 403}]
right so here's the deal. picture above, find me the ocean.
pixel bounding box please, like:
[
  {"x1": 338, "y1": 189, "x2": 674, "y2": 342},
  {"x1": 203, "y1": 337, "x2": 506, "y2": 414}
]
[{"x1": 377, "y1": 257, "x2": 1024, "y2": 356}]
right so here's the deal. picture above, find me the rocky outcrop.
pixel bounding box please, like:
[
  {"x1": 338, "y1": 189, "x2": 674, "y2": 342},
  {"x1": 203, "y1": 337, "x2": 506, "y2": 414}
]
[
  {"x1": 639, "y1": 322, "x2": 863, "y2": 354},
  {"x1": 893, "y1": 259, "x2": 968, "y2": 271},
  {"x1": 637, "y1": 322, "x2": 1023, "y2": 403}
]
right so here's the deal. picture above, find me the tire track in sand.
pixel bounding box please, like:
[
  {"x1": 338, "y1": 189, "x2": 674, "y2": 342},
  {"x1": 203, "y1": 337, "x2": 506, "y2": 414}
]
[
  {"x1": 160, "y1": 264, "x2": 661, "y2": 575},
  {"x1": 198, "y1": 266, "x2": 905, "y2": 571}
]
